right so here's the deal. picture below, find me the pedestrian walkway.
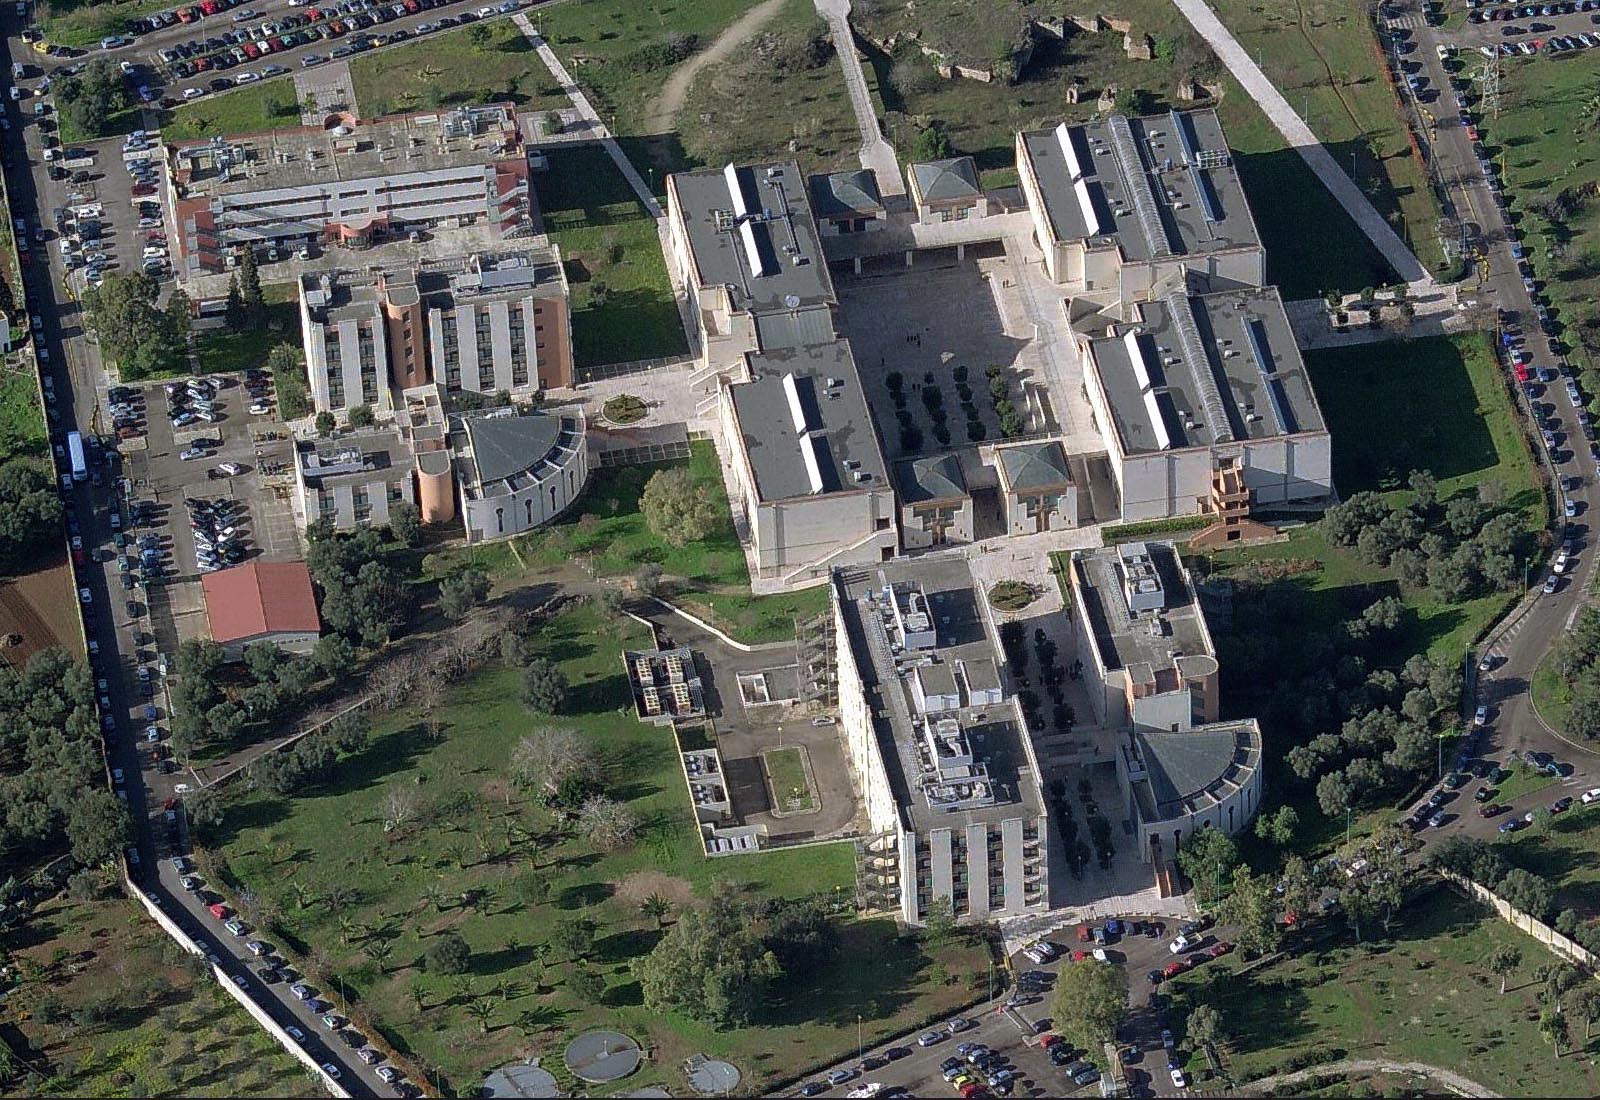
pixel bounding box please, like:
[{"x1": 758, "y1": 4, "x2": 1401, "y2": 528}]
[
  {"x1": 1169, "y1": 0, "x2": 1434, "y2": 290},
  {"x1": 517, "y1": 16, "x2": 701, "y2": 358},
  {"x1": 813, "y1": 0, "x2": 905, "y2": 195}
]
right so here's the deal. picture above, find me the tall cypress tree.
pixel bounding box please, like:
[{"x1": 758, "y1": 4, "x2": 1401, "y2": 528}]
[{"x1": 239, "y1": 248, "x2": 265, "y2": 327}]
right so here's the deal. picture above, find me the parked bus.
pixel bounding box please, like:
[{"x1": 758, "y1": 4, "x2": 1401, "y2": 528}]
[{"x1": 66, "y1": 430, "x2": 87, "y2": 481}]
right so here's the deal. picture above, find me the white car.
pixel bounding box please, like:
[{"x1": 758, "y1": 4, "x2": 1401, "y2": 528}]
[
  {"x1": 182, "y1": 87, "x2": 204, "y2": 100},
  {"x1": 1169, "y1": 935, "x2": 1193, "y2": 954},
  {"x1": 234, "y1": 71, "x2": 261, "y2": 84},
  {"x1": 174, "y1": 783, "x2": 192, "y2": 794},
  {"x1": 845, "y1": 1085, "x2": 883, "y2": 1100},
  {"x1": 375, "y1": 1067, "x2": 401, "y2": 1084},
  {"x1": 217, "y1": 462, "x2": 244, "y2": 476},
  {"x1": 178, "y1": 446, "x2": 209, "y2": 461},
  {"x1": 1582, "y1": 788, "x2": 1600, "y2": 805},
  {"x1": 248, "y1": 402, "x2": 272, "y2": 415},
  {"x1": 1171, "y1": 1068, "x2": 1189, "y2": 1089}
]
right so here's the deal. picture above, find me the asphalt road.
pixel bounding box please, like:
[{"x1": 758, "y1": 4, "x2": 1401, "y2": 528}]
[
  {"x1": 3, "y1": 8, "x2": 405, "y2": 1097},
  {"x1": 1376, "y1": 1, "x2": 1600, "y2": 833}
]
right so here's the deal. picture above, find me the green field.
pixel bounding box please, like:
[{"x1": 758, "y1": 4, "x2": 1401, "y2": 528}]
[
  {"x1": 1490, "y1": 760, "x2": 1559, "y2": 806},
  {"x1": 532, "y1": 146, "x2": 687, "y2": 369},
  {"x1": 1305, "y1": 333, "x2": 1542, "y2": 516},
  {"x1": 162, "y1": 81, "x2": 302, "y2": 142},
  {"x1": 1167, "y1": 885, "x2": 1600, "y2": 1094},
  {"x1": 1532, "y1": 649, "x2": 1572, "y2": 735},
  {"x1": 679, "y1": 585, "x2": 831, "y2": 646},
  {"x1": 676, "y1": 0, "x2": 872, "y2": 176},
  {"x1": 37, "y1": 0, "x2": 168, "y2": 48},
  {"x1": 205, "y1": 600, "x2": 986, "y2": 1093},
  {"x1": 763, "y1": 746, "x2": 815, "y2": 812},
  {"x1": 348, "y1": 19, "x2": 567, "y2": 119},
  {"x1": 9, "y1": 893, "x2": 307, "y2": 1097},
  {"x1": 1478, "y1": 50, "x2": 1600, "y2": 391},
  {"x1": 0, "y1": 369, "x2": 48, "y2": 459},
  {"x1": 1204, "y1": 335, "x2": 1540, "y2": 666},
  {"x1": 1499, "y1": 798, "x2": 1600, "y2": 916},
  {"x1": 1208, "y1": 0, "x2": 1448, "y2": 277}
]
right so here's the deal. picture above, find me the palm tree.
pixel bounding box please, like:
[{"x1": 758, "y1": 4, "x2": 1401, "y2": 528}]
[
  {"x1": 640, "y1": 892, "x2": 671, "y2": 929},
  {"x1": 1489, "y1": 945, "x2": 1521, "y2": 995},
  {"x1": 364, "y1": 938, "x2": 394, "y2": 974},
  {"x1": 337, "y1": 915, "x2": 357, "y2": 946},
  {"x1": 1570, "y1": 987, "x2": 1600, "y2": 1043},
  {"x1": 467, "y1": 998, "x2": 495, "y2": 1034},
  {"x1": 290, "y1": 880, "x2": 315, "y2": 910},
  {"x1": 409, "y1": 980, "x2": 428, "y2": 1014},
  {"x1": 422, "y1": 883, "x2": 447, "y2": 913},
  {"x1": 1541, "y1": 1007, "x2": 1569, "y2": 1059}
]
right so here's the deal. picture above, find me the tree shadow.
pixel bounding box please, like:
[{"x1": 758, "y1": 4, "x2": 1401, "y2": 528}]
[{"x1": 556, "y1": 881, "x2": 614, "y2": 910}]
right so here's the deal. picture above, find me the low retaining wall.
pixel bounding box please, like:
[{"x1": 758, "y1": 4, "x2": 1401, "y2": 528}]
[
  {"x1": 126, "y1": 878, "x2": 350, "y2": 1098},
  {"x1": 1444, "y1": 870, "x2": 1600, "y2": 970}
]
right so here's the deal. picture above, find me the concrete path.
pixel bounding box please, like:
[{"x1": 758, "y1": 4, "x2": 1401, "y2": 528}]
[
  {"x1": 813, "y1": 0, "x2": 905, "y2": 195},
  {"x1": 642, "y1": 0, "x2": 786, "y2": 135},
  {"x1": 1239, "y1": 1059, "x2": 1498, "y2": 1098},
  {"x1": 1169, "y1": 0, "x2": 1433, "y2": 289}
]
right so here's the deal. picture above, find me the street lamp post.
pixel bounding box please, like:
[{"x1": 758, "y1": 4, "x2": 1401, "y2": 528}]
[{"x1": 1345, "y1": 804, "x2": 1353, "y2": 851}]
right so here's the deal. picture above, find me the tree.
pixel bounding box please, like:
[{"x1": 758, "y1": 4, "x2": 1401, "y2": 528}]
[
  {"x1": 439, "y1": 566, "x2": 491, "y2": 621},
  {"x1": 0, "y1": 459, "x2": 64, "y2": 572},
  {"x1": 520, "y1": 658, "x2": 570, "y2": 714},
  {"x1": 238, "y1": 246, "x2": 265, "y2": 326},
  {"x1": 66, "y1": 791, "x2": 131, "y2": 865},
  {"x1": 55, "y1": 58, "x2": 126, "y2": 137},
  {"x1": 466, "y1": 997, "x2": 495, "y2": 1033},
  {"x1": 1219, "y1": 865, "x2": 1280, "y2": 956},
  {"x1": 639, "y1": 467, "x2": 723, "y2": 548},
  {"x1": 1489, "y1": 944, "x2": 1522, "y2": 995},
  {"x1": 314, "y1": 410, "x2": 336, "y2": 436},
  {"x1": 640, "y1": 892, "x2": 671, "y2": 929},
  {"x1": 82, "y1": 272, "x2": 187, "y2": 380},
  {"x1": 382, "y1": 783, "x2": 419, "y2": 831},
  {"x1": 1499, "y1": 868, "x2": 1557, "y2": 921},
  {"x1": 346, "y1": 404, "x2": 375, "y2": 429},
  {"x1": 922, "y1": 896, "x2": 957, "y2": 946},
  {"x1": 1187, "y1": 1003, "x2": 1225, "y2": 1049},
  {"x1": 553, "y1": 916, "x2": 597, "y2": 961},
  {"x1": 1050, "y1": 958, "x2": 1129, "y2": 1051},
  {"x1": 1569, "y1": 986, "x2": 1600, "y2": 1041},
  {"x1": 185, "y1": 788, "x2": 223, "y2": 831},
  {"x1": 509, "y1": 726, "x2": 600, "y2": 802},
  {"x1": 634, "y1": 563, "x2": 663, "y2": 597},
  {"x1": 425, "y1": 931, "x2": 471, "y2": 975},
  {"x1": 224, "y1": 275, "x2": 246, "y2": 329},
  {"x1": 312, "y1": 634, "x2": 355, "y2": 677},
  {"x1": 1253, "y1": 805, "x2": 1299, "y2": 848},
  {"x1": 567, "y1": 964, "x2": 606, "y2": 1003},
  {"x1": 911, "y1": 120, "x2": 952, "y2": 161},
  {"x1": 388, "y1": 500, "x2": 422, "y2": 547},
  {"x1": 1540, "y1": 1007, "x2": 1569, "y2": 1059},
  {"x1": 577, "y1": 795, "x2": 639, "y2": 851},
  {"x1": 364, "y1": 937, "x2": 394, "y2": 974},
  {"x1": 1176, "y1": 826, "x2": 1240, "y2": 906}
]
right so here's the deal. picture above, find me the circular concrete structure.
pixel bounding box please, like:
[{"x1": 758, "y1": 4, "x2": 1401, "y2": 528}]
[
  {"x1": 686, "y1": 1058, "x2": 741, "y2": 1095},
  {"x1": 564, "y1": 1030, "x2": 642, "y2": 1083},
  {"x1": 482, "y1": 1062, "x2": 560, "y2": 1098}
]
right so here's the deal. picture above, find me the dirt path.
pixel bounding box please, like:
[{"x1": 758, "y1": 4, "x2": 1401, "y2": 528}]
[
  {"x1": 640, "y1": 0, "x2": 787, "y2": 135},
  {"x1": 1238, "y1": 1058, "x2": 1499, "y2": 1098}
]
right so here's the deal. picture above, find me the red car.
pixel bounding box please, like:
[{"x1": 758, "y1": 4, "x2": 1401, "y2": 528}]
[
  {"x1": 207, "y1": 902, "x2": 231, "y2": 919},
  {"x1": 1076, "y1": 924, "x2": 1092, "y2": 943},
  {"x1": 1207, "y1": 941, "x2": 1234, "y2": 958},
  {"x1": 1039, "y1": 1034, "x2": 1064, "y2": 1048},
  {"x1": 1071, "y1": 950, "x2": 1088, "y2": 962},
  {"x1": 1162, "y1": 960, "x2": 1187, "y2": 979}
]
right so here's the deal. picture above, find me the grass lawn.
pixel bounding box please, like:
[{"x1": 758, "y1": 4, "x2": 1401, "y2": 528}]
[
  {"x1": 8, "y1": 893, "x2": 308, "y2": 1096},
  {"x1": 37, "y1": 0, "x2": 168, "y2": 48},
  {"x1": 532, "y1": 0, "x2": 757, "y2": 136},
  {"x1": 161, "y1": 82, "x2": 302, "y2": 141},
  {"x1": 205, "y1": 600, "x2": 986, "y2": 1094},
  {"x1": 1499, "y1": 797, "x2": 1600, "y2": 916},
  {"x1": 1491, "y1": 760, "x2": 1559, "y2": 806},
  {"x1": 533, "y1": 146, "x2": 687, "y2": 369},
  {"x1": 1478, "y1": 51, "x2": 1600, "y2": 391},
  {"x1": 679, "y1": 585, "x2": 831, "y2": 646},
  {"x1": 1167, "y1": 885, "x2": 1600, "y2": 1093},
  {"x1": 348, "y1": 20, "x2": 567, "y2": 119},
  {"x1": 763, "y1": 746, "x2": 815, "y2": 812},
  {"x1": 0, "y1": 369, "x2": 48, "y2": 460},
  {"x1": 195, "y1": 286, "x2": 302, "y2": 377},
  {"x1": 676, "y1": 0, "x2": 870, "y2": 176},
  {"x1": 1304, "y1": 333, "x2": 1543, "y2": 520},
  {"x1": 1532, "y1": 649, "x2": 1572, "y2": 736},
  {"x1": 1207, "y1": 0, "x2": 1448, "y2": 277}
]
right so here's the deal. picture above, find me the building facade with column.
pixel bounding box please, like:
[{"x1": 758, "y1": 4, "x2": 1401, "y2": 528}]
[{"x1": 833, "y1": 556, "x2": 1049, "y2": 926}]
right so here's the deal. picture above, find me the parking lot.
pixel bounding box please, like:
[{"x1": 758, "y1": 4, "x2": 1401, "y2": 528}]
[
  {"x1": 789, "y1": 918, "x2": 1225, "y2": 1099},
  {"x1": 115, "y1": 370, "x2": 299, "y2": 651}
]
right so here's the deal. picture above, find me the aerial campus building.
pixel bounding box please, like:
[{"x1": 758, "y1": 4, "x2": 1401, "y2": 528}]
[
  {"x1": 166, "y1": 105, "x2": 532, "y2": 279},
  {"x1": 1065, "y1": 540, "x2": 1262, "y2": 865},
  {"x1": 834, "y1": 557, "x2": 1049, "y2": 925},
  {"x1": 1074, "y1": 285, "x2": 1333, "y2": 525},
  {"x1": 667, "y1": 161, "x2": 899, "y2": 583},
  {"x1": 297, "y1": 249, "x2": 574, "y2": 418},
  {"x1": 1015, "y1": 108, "x2": 1264, "y2": 298}
]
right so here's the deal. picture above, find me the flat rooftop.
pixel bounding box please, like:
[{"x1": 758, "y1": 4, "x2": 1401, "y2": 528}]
[
  {"x1": 1072, "y1": 540, "x2": 1215, "y2": 682},
  {"x1": 670, "y1": 161, "x2": 834, "y2": 315},
  {"x1": 297, "y1": 430, "x2": 412, "y2": 489},
  {"x1": 171, "y1": 104, "x2": 522, "y2": 197},
  {"x1": 834, "y1": 556, "x2": 1045, "y2": 835},
  {"x1": 1019, "y1": 108, "x2": 1260, "y2": 263},
  {"x1": 729, "y1": 339, "x2": 888, "y2": 502},
  {"x1": 1130, "y1": 719, "x2": 1261, "y2": 823},
  {"x1": 1087, "y1": 286, "x2": 1326, "y2": 456},
  {"x1": 421, "y1": 248, "x2": 568, "y2": 303}
]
